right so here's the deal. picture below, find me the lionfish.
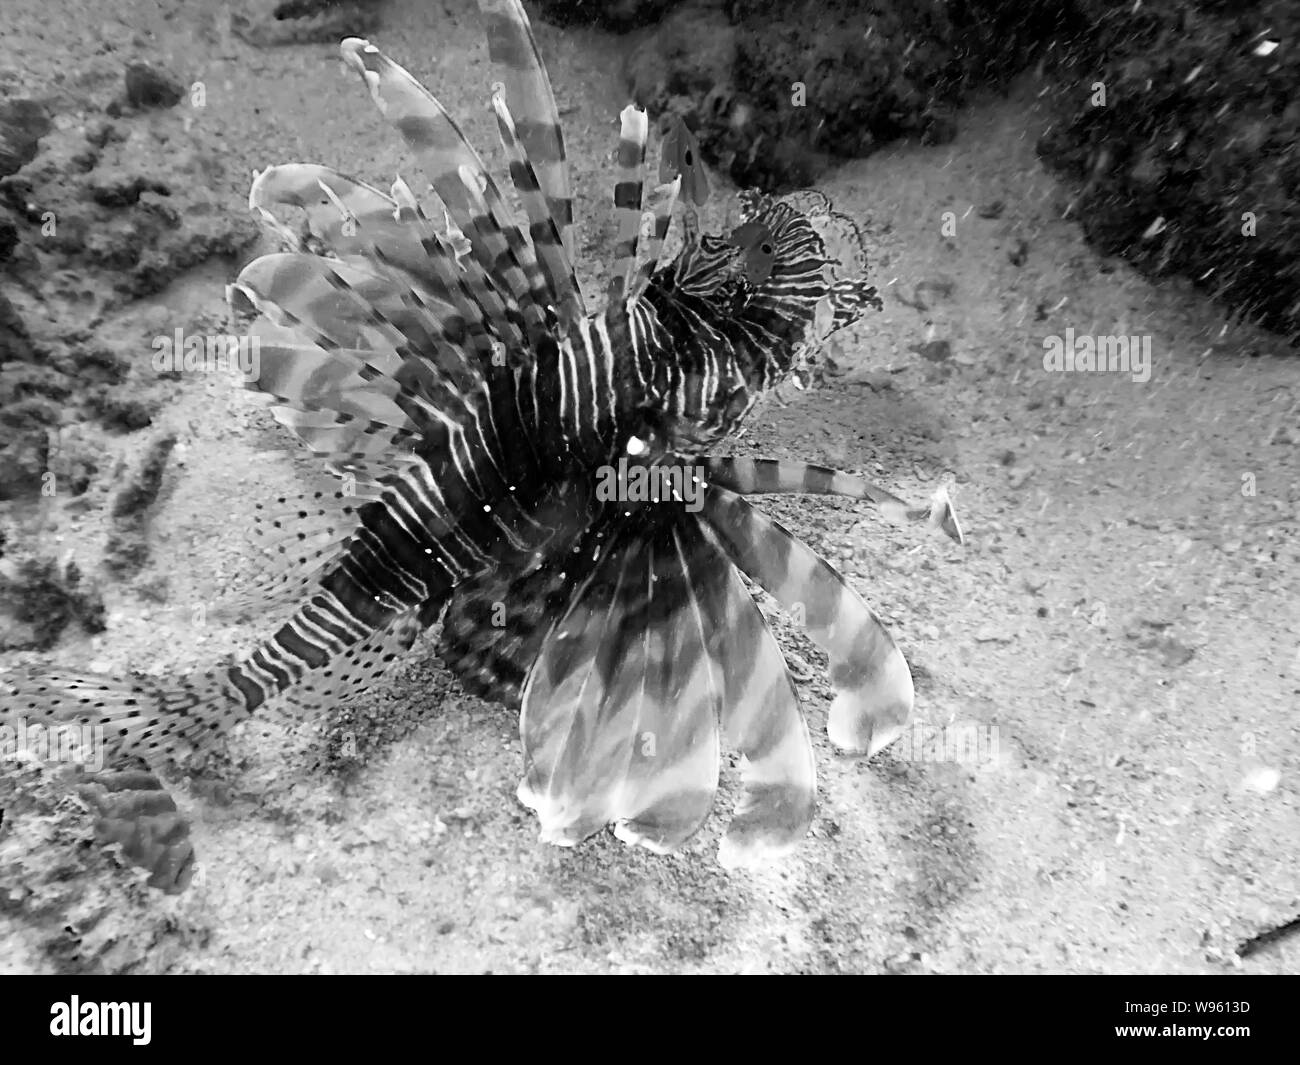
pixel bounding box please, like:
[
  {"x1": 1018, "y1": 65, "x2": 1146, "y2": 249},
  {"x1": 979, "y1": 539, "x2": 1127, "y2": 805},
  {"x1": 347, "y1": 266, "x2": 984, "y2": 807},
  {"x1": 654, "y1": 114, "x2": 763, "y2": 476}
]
[{"x1": 2, "y1": 0, "x2": 961, "y2": 891}]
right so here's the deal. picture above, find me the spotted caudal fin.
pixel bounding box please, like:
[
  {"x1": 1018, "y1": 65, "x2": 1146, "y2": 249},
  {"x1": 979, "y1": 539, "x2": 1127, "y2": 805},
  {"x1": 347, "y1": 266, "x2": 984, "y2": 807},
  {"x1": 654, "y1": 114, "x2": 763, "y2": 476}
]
[
  {"x1": 6, "y1": 587, "x2": 418, "y2": 749},
  {"x1": 608, "y1": 104, "x2": 648, "y2": 302},
  {"x1": 3, "y1": 603, "x2": 425, "y2": 890},
  {"x1": 1, "y1": 676, "x2": 214, "y2": 889},
  {"x1": 700, "y1": 483, "x2": 913, "y2": 756},
  {"x1": 3, "y1": 669, "x2": 258, "y2": 766}
]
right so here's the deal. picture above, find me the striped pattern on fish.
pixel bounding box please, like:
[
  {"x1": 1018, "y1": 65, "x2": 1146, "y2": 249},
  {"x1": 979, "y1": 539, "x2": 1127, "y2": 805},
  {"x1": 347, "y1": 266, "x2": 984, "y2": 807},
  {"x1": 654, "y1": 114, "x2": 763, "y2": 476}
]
[{"x1": 2, "y1": 0, "x2": 962, "y2": 887}]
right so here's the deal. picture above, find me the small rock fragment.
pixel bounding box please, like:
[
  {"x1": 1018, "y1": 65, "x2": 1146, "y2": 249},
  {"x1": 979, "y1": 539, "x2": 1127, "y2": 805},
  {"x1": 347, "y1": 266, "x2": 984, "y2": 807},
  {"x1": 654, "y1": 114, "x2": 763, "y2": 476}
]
[{"x1": 124, "y1": 63, "x2": 185, "y2": 109}]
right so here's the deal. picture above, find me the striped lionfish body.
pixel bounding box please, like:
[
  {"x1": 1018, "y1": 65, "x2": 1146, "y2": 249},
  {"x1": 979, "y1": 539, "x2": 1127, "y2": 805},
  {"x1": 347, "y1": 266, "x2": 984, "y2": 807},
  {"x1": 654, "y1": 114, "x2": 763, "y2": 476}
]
[{"x1": 4, "y1": 0, "x2": 961, "y2": 888}]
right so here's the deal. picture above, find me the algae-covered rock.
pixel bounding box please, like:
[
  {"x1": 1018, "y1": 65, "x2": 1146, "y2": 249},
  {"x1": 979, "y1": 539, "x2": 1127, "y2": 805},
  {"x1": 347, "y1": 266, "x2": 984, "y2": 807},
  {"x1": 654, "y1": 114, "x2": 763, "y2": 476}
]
[
  {"x1": 0, "y1": 760, "x2": 206, "y2": 973},
  {"x1": 0, "y1": 554, "x2": 106, "y2": 652},
  {"x1": 1038, "y1": 0, "x2": 1300, "y2": 339}
]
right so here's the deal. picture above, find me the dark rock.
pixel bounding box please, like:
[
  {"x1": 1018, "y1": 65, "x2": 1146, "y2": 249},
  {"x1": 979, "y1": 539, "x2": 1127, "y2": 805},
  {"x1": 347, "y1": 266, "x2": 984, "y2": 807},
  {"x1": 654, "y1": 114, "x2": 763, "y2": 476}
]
[
  {"x1": 625, "y1": 3, "x2": 738, "y2": 120},
  {"x1": 914, "y1": 276, "x2": 957, "y2": 307},
  {"x1": 123, "y1": 62, "x2": 185, "y2": 109},
  {"x1": 85, "y1": 171, "x2": 172, "y2": 209},
  {"x1": 0, "y1": 556, "x2": 105, "y2": 651},
  {"x1": 233, "y1": 0, "x2": 385, "y2": 46},
  {"x1": 137, "y1": 189, "x2": 181, "y2": 228},
  {"x1": 1132, "y1": 632, "x2": 1197, "y2": 669},
  {"x1": 0, "y1": 289, "x2": 33, "y2": 362},
  {"x1": 0, "y1": 215, "x2": 17, "y2": 260},
  {"x1": 0, "y1": 760, "x2": 208, "y2": 972},
  {"x1": 712, "y1": 0, "x2": 1077, "y2": 191},
  {"x1": 910, "y1": 339, "x2": 953, "y2": 363},
  {"x1": 616, "y1": 0, "x2": 1085, "y2": 192},
  {"x1": 0, "y1": 99, "x2": 53, "y2": 179},
  {"x1": 104, "y1": 432, "x2": 177, "y2": 578},
  {"x1": 86, "y1": 388, "x2": 158, "y2": 432},
  {"x1": 1037, "y1": 0, "x2": 1300, "y2": 339},
  {"x1": 852, "y1": 370, "x2": 895, "y2": 392},
  {"x1": 49, "y1": 344, "x2": 129, "y2": 385},
  {"x1": 0, "y1": 295, "x2": 64, "y2": 498},
  {"x1": 85, "y1": 119, "x2": 126, "y2": 150},
  {"x1": 69, "y1": 147, "x2": 99, "y2": 173},
  {"x1": 0, "y1": 362, "x2": 71, "y2": 403},
  {"x1": 3, "y1": 111, "x2": 257, "y2": 300},
  {"x1": 921, "y1": 107, "x2": 958, "y2": 146},
  {"x1": 535, "y1": 0, "x2": 678, "y2": 30}
]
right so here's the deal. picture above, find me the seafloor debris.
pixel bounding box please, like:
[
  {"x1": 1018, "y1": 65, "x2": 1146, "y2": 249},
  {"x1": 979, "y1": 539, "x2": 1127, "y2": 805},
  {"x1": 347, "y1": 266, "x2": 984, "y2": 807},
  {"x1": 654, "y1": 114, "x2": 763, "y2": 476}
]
[
  {"x1": 0, "y1": 553, "x2": 105, "y2": 652},
  {"x1": 0, "y1": 759, "x2": 205, "y2": 973},
  {"x1": 230, "y1": 0, "x2": 385, "y2": 46},
  {"x1": 103, "y1": 432, "x2": 178, "y2": 579}
]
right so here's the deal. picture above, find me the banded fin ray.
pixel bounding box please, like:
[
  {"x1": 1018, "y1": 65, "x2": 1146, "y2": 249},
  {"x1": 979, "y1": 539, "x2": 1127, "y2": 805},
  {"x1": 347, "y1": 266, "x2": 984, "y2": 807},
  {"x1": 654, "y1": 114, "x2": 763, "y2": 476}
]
[
  {"x1": 232, "y1": 256, "x2": 516, "y2": 492},
  {"x1": 338, "y1": 37, "x2": 542, "y2": 322},
  {"x1": 705, "y1": 561, "x2": 816, "y2": 868},
  {"x1": 486, "y1": 87, "x2": 584, "y2": 330},
  {"x1": 235, "y1": 252, "x2": 485, "y2": 402},
  {"x1": 248, "y1": 162, "x2": 531, "y2": 361},
  {"x1": 632, "y1": 175, "x2": 681, "y2": 296},
  {"x1": 517, "y1": 511, "x2": 721, "y2": 853},
  {"x1": 694, "y1": 456, "x2": 966, "y2": 543},
  {"x1": 479, "y1": 0, "x2": 579, "y2": 266},
  {"x1": 700, "y1": 484, "x2": 914, "y2": 756},
  {"x1": 249, "y1": 163, "x2": 453, "y2": 276},
  {"x1": 608, "y1": 103, "x2": 648, "y2": 301},
  {"x1": 261, "y1": 610, "x2": 424, "y2": 729}
]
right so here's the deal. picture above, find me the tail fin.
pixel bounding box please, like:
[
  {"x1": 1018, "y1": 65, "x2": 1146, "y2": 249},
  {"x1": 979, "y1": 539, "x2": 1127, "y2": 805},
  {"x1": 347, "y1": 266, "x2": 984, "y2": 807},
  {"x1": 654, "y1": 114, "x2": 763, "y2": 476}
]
[
  {"x1": 4, "y1": 668, "x2": 255, "y2": 763},
  {"x1": 3, "y1": 598, "x2": 424, "y2": 890},
  {"x1": 4, "y1": 589, "x2": 424, "y2": 766}
]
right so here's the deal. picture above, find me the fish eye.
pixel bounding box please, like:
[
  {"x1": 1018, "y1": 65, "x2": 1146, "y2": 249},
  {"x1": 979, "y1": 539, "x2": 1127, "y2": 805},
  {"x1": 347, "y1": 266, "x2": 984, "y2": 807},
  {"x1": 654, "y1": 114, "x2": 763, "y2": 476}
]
[{"x1": 761, "y1": 242, "x2": 773, "y2": 254}]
